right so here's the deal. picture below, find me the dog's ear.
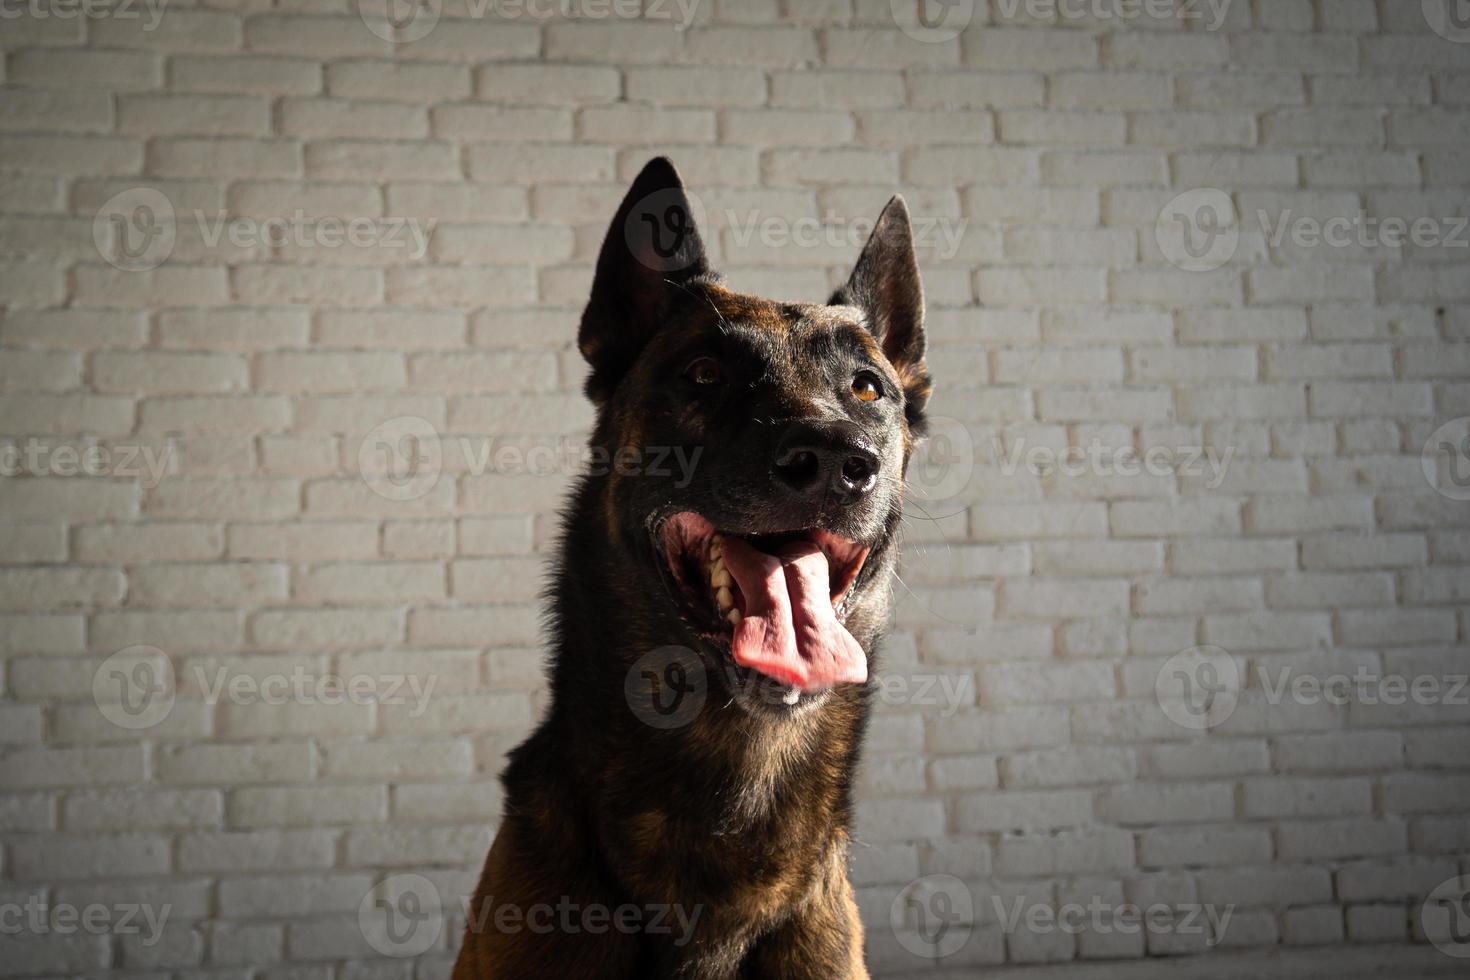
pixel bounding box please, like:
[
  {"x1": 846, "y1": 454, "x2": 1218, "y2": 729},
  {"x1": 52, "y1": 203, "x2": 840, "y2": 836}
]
[
  {"x1": 578, "y1": 157, "x2": 712, "y2": 406},
  {"x1": 830, "y1": 195, "x2": 930, "y2": 431}
]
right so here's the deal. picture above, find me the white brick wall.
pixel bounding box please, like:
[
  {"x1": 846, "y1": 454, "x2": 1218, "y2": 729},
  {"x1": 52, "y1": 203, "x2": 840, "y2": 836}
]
[{"x1": 1, "y1": 1, "x2": 1468, "y2": 977}]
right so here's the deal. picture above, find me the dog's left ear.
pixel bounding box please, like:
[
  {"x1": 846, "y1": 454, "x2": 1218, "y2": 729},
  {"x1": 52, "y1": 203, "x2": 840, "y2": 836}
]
[
  {"x1": 830, "y1": 196, "x2": 930, "y2": 432},
  {"x1": 579, "y1": 157, "x2": 713, "y2": 406}
]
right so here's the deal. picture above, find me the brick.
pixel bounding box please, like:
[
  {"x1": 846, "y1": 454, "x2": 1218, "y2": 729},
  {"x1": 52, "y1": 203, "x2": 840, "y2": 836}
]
[
  {"x1": 0, "y1": 89, "x2": 112, "y2": 133},
  {"x1": 1282, "y1": 818, "x2": 1409, "y2": 862},
  {"x1": 282, "y1": 98, "x2": 429, "y2": 140},
  {"x1": 9, "y1": 48, "x2": 162, "y2": 91},
  {"x1": 171, "y1": 54, "x2": 321, "y2": 95},
  {"x1": 258, "y1": 352, "x2": 406, "y2": 393},
  {"x1": 12, "y1": 834, "x2": 169, "y2": 879},
  {"x1": 1, "y1": 134, "x2": 142, "y2": 175},
  {"x1": 476, "y1": 63, "x2": 617, "y2": 104},
  {"x1": 149, "y1": 137, "x2": 302, "y2": 178},
  {"x1": 578, "y1": 105, "x2": 716, "y2": 144},
  {"x1": 1106, "y1": 32, "x2": 1228, "y2": 68},
  {"x1": 545, "y1": 21, "x2": 682, "y2": 62},
  {"x1": 179, "y1": 829, "x2": 336, "y2": 872},
  {"x1": 431, "y1": 105, "x2": 571, "y2": 142},
  {"x1": 131, "y1": 562, "x2": 288, "y2": 607},
  {"x1": 251, "y1": 608, "x2": 402, "y2": 650},
  {"x1": 771, "y1": 69, "x2": 904, "y2": 108},
  {"x1": 75, "y1": 523, "x2": 223, "y2": 563},
  {"x1": 228, "y1": 522, "x2": 378, "y2": 562},
  {"x1": 218, "y1": 872, "x2": 372, "y2": 917},
  {"x1": 118, "y1": 94, "x2": 270, "y2": 137},
  {"x1": 91, "y1": 610, "x2": 242, "y2": 653},
  {"x1": 307, "y1": 140, "x2": 458, "y2": 181},
  {"x1": 0, "y1": 746, "x2": 143, "y2": 789},
  {"x1": 230, "y1": 786, "x2": 387, "y2": 828},
  {"x1": 1140, "y1": 826, "x2": 1270, "y2": 867},
  {"x1": 1098, "y1": 782, "x2": 1235, "y2": 825}
]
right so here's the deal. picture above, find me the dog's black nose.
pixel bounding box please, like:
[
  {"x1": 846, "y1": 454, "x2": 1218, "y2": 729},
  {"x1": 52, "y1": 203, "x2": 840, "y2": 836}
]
[{"x1": 773, "y1": 421, "x2": 880, "y2": 502}]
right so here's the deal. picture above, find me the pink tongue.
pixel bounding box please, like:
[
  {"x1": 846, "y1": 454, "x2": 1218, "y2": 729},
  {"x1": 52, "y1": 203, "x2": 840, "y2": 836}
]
[{"x1": 719, "y1": 536, "x2": 867, "y2": 693}]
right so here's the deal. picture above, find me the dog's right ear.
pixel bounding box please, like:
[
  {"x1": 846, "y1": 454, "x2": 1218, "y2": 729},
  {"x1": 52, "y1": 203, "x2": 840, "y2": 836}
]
[{"x1": 578, "y1": 157, "x2": 712, "y2": 406}]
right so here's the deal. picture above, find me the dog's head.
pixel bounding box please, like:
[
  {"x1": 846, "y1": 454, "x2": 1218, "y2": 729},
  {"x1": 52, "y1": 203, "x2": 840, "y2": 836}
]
[{"x1": 577, "y1": 158, "x2": 930, "y2": 715}]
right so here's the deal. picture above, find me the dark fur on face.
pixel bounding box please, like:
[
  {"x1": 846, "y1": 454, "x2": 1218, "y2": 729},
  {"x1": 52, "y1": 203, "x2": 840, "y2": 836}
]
[{"x1": 453, "y1": 158, "x2": 930, "y2": 980}]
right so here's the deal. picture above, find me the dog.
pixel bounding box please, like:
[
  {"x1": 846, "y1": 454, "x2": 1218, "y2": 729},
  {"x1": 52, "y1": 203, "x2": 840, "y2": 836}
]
[{"x1": 452, "y1": 158, "x2": 931, "y2": 979}]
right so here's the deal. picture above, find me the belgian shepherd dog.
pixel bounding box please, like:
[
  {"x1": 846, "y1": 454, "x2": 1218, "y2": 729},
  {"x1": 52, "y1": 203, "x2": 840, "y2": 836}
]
[{"x1": 453, "y1": 158, "x2": 931, "y2": 979}]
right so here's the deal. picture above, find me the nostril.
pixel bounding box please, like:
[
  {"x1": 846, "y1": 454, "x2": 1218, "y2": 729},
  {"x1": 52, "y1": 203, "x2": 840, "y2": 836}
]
[
  {"x1": 840, "y1": 454, "x2": 876, "y2": 492},
  {"x1": 775, "y1": 448, "x2": 821, "y2": 489}
]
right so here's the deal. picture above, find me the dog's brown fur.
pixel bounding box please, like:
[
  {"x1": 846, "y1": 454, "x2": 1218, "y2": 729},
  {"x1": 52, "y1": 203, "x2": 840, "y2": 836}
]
[{"x1": 453, "y1": 159, "x2": 928, "y2": 979}]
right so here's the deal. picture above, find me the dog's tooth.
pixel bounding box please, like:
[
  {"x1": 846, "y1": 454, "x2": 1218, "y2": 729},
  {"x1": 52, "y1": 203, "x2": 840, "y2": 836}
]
[
  {"x1": 711, "y1": 565, "x2": 731, "y2": 588},
  {"x1": 709, "y1": 535, "x2": 722, "y2": 558},
  {"x1": 726, "y1": 608, "x2": 742, "y2": 626},
  {"x1": 716, "y1": 586, "x2": 734, "y2": 610}
]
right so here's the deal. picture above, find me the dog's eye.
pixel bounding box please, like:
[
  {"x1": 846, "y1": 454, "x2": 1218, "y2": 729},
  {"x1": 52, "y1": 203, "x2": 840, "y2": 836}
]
[
  {"x1": 685, "y1": 357, "x2": 722, "y2": 386},
  {"x1": 851, "y1": 373, "x2": 883, "y2": 402}
]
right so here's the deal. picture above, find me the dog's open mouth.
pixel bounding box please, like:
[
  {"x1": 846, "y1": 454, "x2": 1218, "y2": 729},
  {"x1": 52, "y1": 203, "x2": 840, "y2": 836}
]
[{"x1": 655, "y1": 511, "x2": 871, "y2": 694}]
